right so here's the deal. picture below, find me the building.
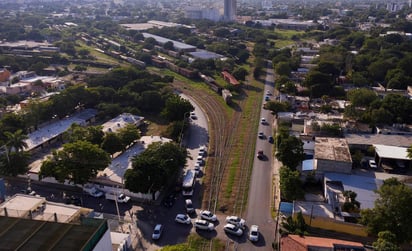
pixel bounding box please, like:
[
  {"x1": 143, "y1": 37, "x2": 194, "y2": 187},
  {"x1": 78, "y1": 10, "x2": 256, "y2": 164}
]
[
  {"x1": 314, "y1": 137, "x2": 352, "y2": 174},
  {"x1": 101, "y1": 113, "x2": 144, "y2": 133},
  {"x1": 0, "y1": 68, "x2": 11, "y2": 82},
  {"x1": 221, "y1": 71, "x2": 240, "y2": 86},
  {"x1": 281, "y1": 234, "x2": 365, "y2": 251},
  {"x1": 142, "y1": 33, "x2": 196, "y2": 53},
  {"x1": 224, "y1": 0, "x2": 237, "y2": 21},
  {"x1": 185, "y1": 7, "x2": 221, "y2": 22},
  {"x1": 0, "y1": 194, "x2": 116, "y2": 251}
]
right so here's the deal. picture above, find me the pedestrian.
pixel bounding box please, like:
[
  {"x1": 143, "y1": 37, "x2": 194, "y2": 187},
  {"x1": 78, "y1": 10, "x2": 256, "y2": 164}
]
[{"x1": 51, "y1": 193, "x2": 55, "y2": 199}]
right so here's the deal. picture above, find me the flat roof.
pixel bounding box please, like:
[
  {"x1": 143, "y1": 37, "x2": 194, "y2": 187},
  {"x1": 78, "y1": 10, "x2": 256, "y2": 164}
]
[
  {"x1": 294, "y1": 201, "x2": 335, "y2": 218},
  {"x1": 373, "y1": 144, "x2": 410, "y2": 160},
  {"x1": 324, "y1": 172, "x2": 383, "y2": 209},
  {"x1": 345, "y1": 133, "x2": 412, "y2": 147},
  {"x1": 0, "y1": 216, "x2": 106, "y2": 251},
  {"x1": 284, "y1": 235, "x2": 364, "y2": 249},
  {"x1": 314, "y1": 137, "x2": 352, "y2": 162},
  {"x1": 24, "y1": 109, "x2": 97, "y2": 151},
  {"x1": 1, "y1": 194, "x2": 83, "y2": 223},
  {"x1": 189, "y1": 50, "x2": 224, "y2": 60},
  {"x1": 101, "y1": 113, "x2": 144, "y2": 133},
  {"x1": 142, "y1": 33, "x2": 196, "y2": 50},
  {"x1": 96, "y1": 136, "x2": 172, "y2": 185},
  {"x1": 121, "y1": 23, "x2": 157, "y2": 31}
]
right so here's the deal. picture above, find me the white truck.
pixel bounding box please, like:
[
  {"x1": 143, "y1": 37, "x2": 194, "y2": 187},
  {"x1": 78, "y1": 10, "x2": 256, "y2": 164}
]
[{"x1": 105, "y1": 192, "x2": 130, "y2": 203}]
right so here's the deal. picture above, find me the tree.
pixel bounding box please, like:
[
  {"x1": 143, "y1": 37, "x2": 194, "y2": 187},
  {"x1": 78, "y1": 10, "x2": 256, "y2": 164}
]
[
  {"x1": 279, "y1": 166, "x2": 304, "y2": 201},
  {"x1": 161, "y1": 95, "x2": 194, "y2": 121},
  {"x1": 360, "y1": 178, "x2": 412, "y2": 244},
  {"x1": 275, "y1": 62, "x2": 291, "y2": 77},
  {"x1": 342, "y1": 190, "x2": 360, "y2": 213},
  {"x1": 276, "y1": 135, "x2": 305, "y2": 170},
  {"x1": 232, "y1": 67, "x2": 248, "y2": 81},
  {"x1": 101, "y1": 132, "x2": 124, "y2": 156},
  {"x1": 124, "y1": 142, "x2": 187, "y2": 194},
  {"x1": 40, "y1": 140, "x2": 110, "y2": 184},
  {"x1": 407, "y1": 145, "x2": 412, "y2": 159},
  {"x1": 4, "y1": 129, "x2": 28, "y2": 154},
  {"x1": 163, "y1": 41, "x2": 174, "y2": 50},
  {"x1": 64, "y1": 124, "x2": 104, "y2": 146},
  {"x1": 118, "y1": 124, "x2": 140, "y2": 149},
  {"x1": 373, "y1": 231, "x2": 400, "y2": 251},
  {"x1": 347, "y1": 88, "x2": 378, "y2": 107}
]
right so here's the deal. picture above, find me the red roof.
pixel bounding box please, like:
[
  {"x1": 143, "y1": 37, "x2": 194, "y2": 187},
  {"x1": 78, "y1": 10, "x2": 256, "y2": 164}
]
[
  {"x1": 281, "y1": 235, "x2": 364, "y2": 251},
  {"x1": 221, "y1": 71, "x2": 239, "y2": 86}
]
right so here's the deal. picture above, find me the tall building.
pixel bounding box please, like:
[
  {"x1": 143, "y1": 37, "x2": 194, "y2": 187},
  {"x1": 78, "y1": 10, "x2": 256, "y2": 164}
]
[{"x1": 224, "y1": 0, "x2": 237, "y2": 21}]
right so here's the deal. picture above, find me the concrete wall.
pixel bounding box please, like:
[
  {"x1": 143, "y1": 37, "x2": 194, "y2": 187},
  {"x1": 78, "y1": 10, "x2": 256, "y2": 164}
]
[{"x1": 316, "y1": 159, "x2": 352, "y2": 174}]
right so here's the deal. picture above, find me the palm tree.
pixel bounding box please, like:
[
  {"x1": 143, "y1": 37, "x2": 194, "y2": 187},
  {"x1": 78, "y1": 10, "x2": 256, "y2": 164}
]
[{"x1": 4, "y1": 130, "x2": 28, "y2": 154}]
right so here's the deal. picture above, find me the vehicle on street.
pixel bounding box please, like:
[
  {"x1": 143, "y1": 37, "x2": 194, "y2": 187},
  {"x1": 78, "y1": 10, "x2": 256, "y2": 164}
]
[
  {"x1": 190, "y1": 112, "x2": 197, "y2": 120},
  {"x1": 152, "y1": 224, "x2": 163, "y2": 240},
  {"x1": 200, "y1": 210, "x2": 217, "y2": 222},
  {"x1": 258, "y1": 132, "x2": 264, "y2": 139},
  {"x1": 199, "y1": 146, "x2": 206, "y2": 156},
  {"x1": 185, "y1": 199, "x2": 195, "y2": 214},
  {"x1": 261, "y1": 118, "x2": 266, "y2": 125},
  {"x1": 268, "y1": 136, "x2": 274, "y2": 144},
  {"x1": 105, "y1": 193, "x2": 130, "y2": 203},
  {"x1": 89, "y1": 189, "x2": 104, "y2": 198},
  {"x1": 225, "y1": 216, "x2": 246, "y2": 228},
  {"x1": 369, "y1": 160, "x2": 377, "y2": 169},
  {"x1": 265, "y1": 96, "x2": 270, "y2": 101},
  {"x1": 64, "y1": 195, "x2": 81, "y2": 206},
  {"x1": 162, "y1": 193, "x2": 177, "y2": 208},
  {"x1": 223, "y1": 223, "x2": 243, "y2": 236},
  {"x1": 249, "y1": 225, "x2": 259, "y2": 242},
  {"x1": 175, "y1": 214, "x2": 191, "y2": 224},
  {"x1": 182, "y1": 170, "x2": 196, "y2": 196},
  {"x1": 194, "y1": 219, "x2": 215, "y2": 231},
  {"x1": 266, "y1": 90, "x2": 271, "y2": 96},
  {"x1": 196, "y1": 155, "x2": 204, "y2": 165},
  {"x1": 257, "y1": 150, "x2": 264, "y2": 160}
]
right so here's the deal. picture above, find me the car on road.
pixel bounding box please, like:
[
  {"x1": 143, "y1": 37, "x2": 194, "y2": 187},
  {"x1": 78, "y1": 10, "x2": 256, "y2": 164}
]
[
  {"x1": 257, "y1": 150, "x2": 264, "y2": 160},
  {"x1": 89, "y1": 189, "x2": 104, "y2": 198},
  {"x1": 261, "y1": 118, "x2": 266, "y2": 125},
  {"x1": 175, "y1": 214, "x2": 191, "y2": 224},
  {"x1": 223, "y1": 223, "x2": 243, "y2": 236},
  {"x1": 249, "y1": 225, "x2": 259, "y2": 242},
  {"x1": 65, "y1": 195, "x2": 82, "y2": 206},
  {"x1": 266, "y1": 90, "x2": 272, "y2": 96},
  {"x1": 162, "y1": 193, "x2": 177, "y2": 208},
  {"x1": 369, "y1": 160, "x2": 377, "y2": 169},
  {"x1": 258, "y1": 132, "x2": 264, "y2": 139},
  {"x1": 268, "y1": 136, "x2": 274, "y2": 144},
  {"x1": 194, "y1": 219, "x2": 215, "y2": 231},
  {"x1": 225, "y1": 216, "x2": 246, "y2": 228},
  {"x1": 152, "y1": 224, "x2": 163, "y2": 240},
  {"x1": 185, "y1": 199, "x2": 195, "y2": 214},
  {"x1": 265, "y1": 96, "x2": 270, "y2": 101},
  {"x1": 190, "y1": 112, "x2": 197, "y2": 120},
  {"x1": 196, "y1": 155, "x2": 204, "y2": 165},
  {"x1": 200, "y1": 210, "x2": 217, "y2": 222},
  {"x1": 199, "y1": 146, "x2": 206, "y2": 156}
]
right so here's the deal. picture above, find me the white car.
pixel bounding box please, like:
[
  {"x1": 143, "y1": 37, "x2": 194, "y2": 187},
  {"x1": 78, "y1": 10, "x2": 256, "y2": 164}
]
[
  {"x1": 194, "y1": 219, "x2": 215, "y2": 231},
  {"x1": 261, "y1": 118, "x2": 266, "y2": 124},
  {"x1": 89, "y1": 189, "x2": 104, "y2": 198},
  {"x1": 190, "y1": 112, "x2": 197, "y2": 119},
  {"x1": 200, "y1": 210, "x2": 217, "y2": 222},
  {"x1": 369, "y1": 160, "x2": 377, "y2": 169},
  {"x1": 249, "y1": 225, "x2": 259, "y2": 242},
  {"x1": 152, "y1": 224, "x2": 163, "y2": 240},
  {"x1": 185, "y1": 199, "x2": 195, "y2": 214},
  {"x1": 225, "y1": 215, "x2": 246, "y2": 228},
  {"x1": 196, "y1": 155, "x2": 204, "y2": 165},
  {"x1": 175, "y1": 214, "x2": 191, "y2": 224},
  {"x1": 223, "y1": 223, "x2": 243, "y2": 236},
  {"x1": 199, "y1": 146, "x2": 206, "y2": 156}
]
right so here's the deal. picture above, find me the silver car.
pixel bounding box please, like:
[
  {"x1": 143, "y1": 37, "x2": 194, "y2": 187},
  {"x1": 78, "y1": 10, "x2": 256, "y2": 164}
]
[
  {"x1": 249, "y1": 225, "x2": 259, "y2": 242},
  {"x1": 225, "y1": 215, "x2": 246, "y2": 228},
  {"x1": 175, "y1": 214, "x2": 191, "y2": 225},
  {"x1": 223, "y1": 223, "x2": 243, "y2": 236},
  {"x1": 194, "y1": 219, "x2": 215, "y2": 231},
  {"x1": 152, "y1": 224, "x2": 163, "y2": 240}
]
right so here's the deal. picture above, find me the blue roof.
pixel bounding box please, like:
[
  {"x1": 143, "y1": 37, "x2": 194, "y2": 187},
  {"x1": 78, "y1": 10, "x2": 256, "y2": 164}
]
[
  {"x1": 324, "y1": 173, "x2": 383, "y2": 209},
  {"x1": 279, "y1": 202, "x2": 293, "y2": 215}
]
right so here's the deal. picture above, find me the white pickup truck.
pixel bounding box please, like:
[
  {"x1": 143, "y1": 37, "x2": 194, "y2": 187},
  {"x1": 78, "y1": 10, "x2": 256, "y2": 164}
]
[{"x1": 105, "y1": 193, "x2": 130, "y2": 203}]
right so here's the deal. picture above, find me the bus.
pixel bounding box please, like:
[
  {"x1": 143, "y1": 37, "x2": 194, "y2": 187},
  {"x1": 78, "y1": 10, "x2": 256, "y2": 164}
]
[{"x1": 182, "y1": 170, "x2": 196, "y2": 196}]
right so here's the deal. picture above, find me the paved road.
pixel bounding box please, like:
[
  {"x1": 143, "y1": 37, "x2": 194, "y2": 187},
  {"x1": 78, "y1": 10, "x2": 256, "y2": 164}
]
[{"x1": 240, "y1": 62, "x2": 277, "y2": 250}]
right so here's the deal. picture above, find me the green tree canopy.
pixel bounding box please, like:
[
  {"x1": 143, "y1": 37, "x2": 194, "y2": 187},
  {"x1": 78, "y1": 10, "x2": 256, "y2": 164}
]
[
  {"x1": 347, "y1": 88, "x2": 378, "y2": 107},
  {"x1": 101, "y1": 132, "x2": 124, "y2": 156},
  {"x1": 275, "y1": 135, "x2": 305, "y2": 170},
  {"x1": 124, "y1": 142, "x2": 187, "y2": 193},
  {"x1": 40, "y1": 140, "x2": 110, "y2": 184},
  {"x1": 360, "y1": 178, "x2": 412, "y2": 244},
  {"x1": 279, "y1": 166, "x2": 304, "y2": 201},
  {"x1": 161, "y1": 95, "x2": 194, "y2": 122},
  {"x1": 373, "y1": 231, "x2": 400, "y2": 251},
  {"x1": 118, "y1": 124, "x2": 140, "y2": 149}
]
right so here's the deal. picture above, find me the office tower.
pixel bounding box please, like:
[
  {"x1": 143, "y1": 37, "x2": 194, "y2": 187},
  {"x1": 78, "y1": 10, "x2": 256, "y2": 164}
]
[{"x1": 224, "y1": 0, "x2": 236, "y2": 21}]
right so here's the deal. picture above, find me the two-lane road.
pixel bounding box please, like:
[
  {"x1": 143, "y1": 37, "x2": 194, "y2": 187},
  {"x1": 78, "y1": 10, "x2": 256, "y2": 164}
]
[{"x1": 240, "y1": 62, "x2": 276, "y2": 250}]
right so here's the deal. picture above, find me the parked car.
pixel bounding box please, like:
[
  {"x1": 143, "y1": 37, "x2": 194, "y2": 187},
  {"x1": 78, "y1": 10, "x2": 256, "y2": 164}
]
[
  {"x1": 257, "y1": 150, "x2": 264, "y2": 160},
  {"x1": 175, "y1": 214, "x2": 191, "y2": 224},
  {"x1": 249, "y1": 225, "x2": 259, "y2": 242},
  {"x1": 268, "y1": 136, "x2": 274, "y2": 144},
  {"x1": 369, "y1": 160, "x2": 377, "y2": 169},
  {"x1": 185, "y1": 199, "x2": 195, "y2": 214},
  {"x1": 152, "y1": 224, "x2": 163, "y2": 240},
  {"x1": 190, "y1": 112, "x2": 197, "y2": 120},
  {"x1": 200, "y1": 210, "x2": 217, "y2": 222},
  {"x1": 266, "y1": 90, "x2": 272, "y2": 96},
  {"x1": 162, "y1": 193, "x2": 177, "y2": 208},
  {"x1": 194, "y1": 219, "x2": 215, "y2": 231},
  {"x1": 223, "y1": 223, "x2": 243, "y2": 236},
  {"x1": 225, "y1": 216, "x2": 246, "y2": 228},
  {"x1": 265, "y1": 96, "x2": 270, "y2": 101},
  {"x1": 261, "y1": 118, "x2": 266, "y2": 125},
  {"x1": 199, "y1": 146, "x2": 206, "y2": 156},
  {"x1": 258, "y1": 132, "x2": 264, "y2": 139}
]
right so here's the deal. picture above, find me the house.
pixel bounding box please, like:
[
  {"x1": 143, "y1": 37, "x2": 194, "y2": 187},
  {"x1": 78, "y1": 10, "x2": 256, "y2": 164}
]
[
  {"x1": 314, "y1": 137, "x2": 352, "y2": 174},
  {"x1": 0, "y1": 68, "x2": 11, "y2": 82},
  {"x1": 101, "y1": 113, "x2": 145, "y2": 133},
  {"x1": 221, "y1": 71, "x2": 240, "y2": 86},
  {"x1": 281, "y1": 234, "x2": 365, "y2": 251}
]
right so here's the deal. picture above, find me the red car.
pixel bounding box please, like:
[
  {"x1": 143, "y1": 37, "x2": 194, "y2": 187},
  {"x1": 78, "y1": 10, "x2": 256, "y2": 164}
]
[{"x1": 257, "y1": 150, "x2": 264, "y2": 159}]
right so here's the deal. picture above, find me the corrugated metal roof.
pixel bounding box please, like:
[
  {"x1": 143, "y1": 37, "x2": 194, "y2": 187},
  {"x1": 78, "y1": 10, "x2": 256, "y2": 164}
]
[{"x1": 374, "y1": 144, "x2": 410, "y2": 160}]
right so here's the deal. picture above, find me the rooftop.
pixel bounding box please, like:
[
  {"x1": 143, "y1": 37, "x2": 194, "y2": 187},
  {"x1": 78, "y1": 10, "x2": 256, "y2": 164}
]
[
  {"x1": 293, "y1": 201, "x2": 335, "y2": 218},
  {"x1": 189, "y1": 50, "x2": 224, "y2": 60},
  {"x1": 142, "y1": 33, "x2": 196, "y2": 51},
  {"x1": 101, "y1": 113, "x2": 144, "y2": 133},
  {"x1": 373, "y1": 144, "x2": 410, "y2": 160},
  {"x1": 314, "y1": 137, "x2": 352, "y2": 162},
  {"x1": 281, "y1": 235, "x2": 365, "y2": 250},
  {"x1": 345, "y1": 133, "x2": 412, "y2": 147},
  {"x1": 24, "y1": 109, "x2": 97, "y2": 151}
]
